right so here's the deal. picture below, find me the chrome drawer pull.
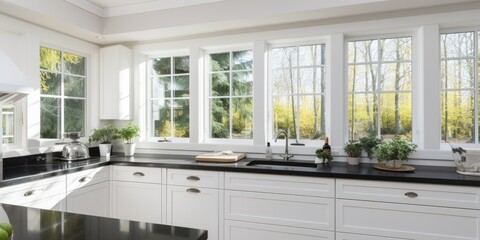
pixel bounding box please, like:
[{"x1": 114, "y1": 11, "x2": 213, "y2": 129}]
[
  {"x1": 186, "y1": 176, "x2": 200, "y2": 181},
  {"x1": 405, "y1": 192, "x2": 418, "y2": 198},
  {"x1": 79, "y1": 176, "x2": 91, "y2": 183},
  {"x1": 186, "y1": 188, "x2": 201, "y2": 193},
  {"x1": 24, "y1": 189, "x2": 44, "y2": 197},
  {"x1": 133, "y1": 172, "x2": 145, "y2": 177}
]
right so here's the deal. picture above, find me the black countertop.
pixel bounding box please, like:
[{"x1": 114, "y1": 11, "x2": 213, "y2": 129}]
[
  {"x1": 3, "y1": 153, "x2": 480, "y2": 187},
  {"x1": 0, "y1": 203, "x2": 207, "y2": 240}
]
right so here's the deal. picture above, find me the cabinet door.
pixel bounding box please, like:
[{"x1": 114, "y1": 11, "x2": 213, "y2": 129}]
[
  {"x1": 67, "y1": 182, "x2": 110, "y2": 217},
  {"x1": 111, "y1": 181, "x2": 162, "y2": 224},
  {"x1": 337, "y1": 199, "x2": 480, "y2": 240},
  {"x1": 166, "y1": 185, "x2": 219, "y2": 240},
  {"x1": 225, "y1": 220, "x2": 334, "y2": 240},
  {"x1": 336, "y1": 232, "x2": 409, "y2": 240}
]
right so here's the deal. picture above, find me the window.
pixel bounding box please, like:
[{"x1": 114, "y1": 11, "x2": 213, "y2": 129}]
[
  {"x1": 208, "y1": 50, "x2": 253, "y2": 139},
  {"x1": 440, "y1": 32, "x2": 478, "y2": 143},
  {"x1": 347, "y1": 37, "x2": 412, "y2": 141},
  {"x1": 149, "y1": 56, "x2": 190, "y2": 139},
  {"x1": 271, "y1": 44, "x2": 326, "y2": 140},
  {"x1": 40, "y1": 46, "x2": 86, "y2": 139},
  {"x1": 2, "y1": 103, "x2": 14, "y2": 144}
]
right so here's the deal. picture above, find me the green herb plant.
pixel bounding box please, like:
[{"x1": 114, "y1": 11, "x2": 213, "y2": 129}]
[
  {"x1": 118, "y1": 122, "x2": 141, "y2": 144},
  {"x1": 375, "y1": 138, "x2": 417, "y2": 163},
  {"x1": 343, "y1": 141, "x2": 363, "y2": 158},
  {"x1": 316, "y1": 149, "x2": 333, "y2": 164},
  {"x1": 359, "y1": 136, "x2": 382, "y2": 160},
  {"x1": 88, "y1": 125, "x2": 119, "y2": 144}
]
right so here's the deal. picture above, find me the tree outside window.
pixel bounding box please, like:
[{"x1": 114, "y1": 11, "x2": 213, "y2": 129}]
[
  {"x1": 271, "y1": 44, "x2": 326, "y2": 140},
  {"x1": 150, "y1": 56, "x2": 190, "y2": 138},
  {"x1": 348, "y1": 37, "x2": 412, "y2": 141},
  {"x1": 40, "y1": 47, "x2": 86, "y2": 139},
  {"x1": 209, "y1": 50, "x2": 253, "y2": 139},
  {"x1": 440, "y1": 32, "x2": 477, "y2": 143}
]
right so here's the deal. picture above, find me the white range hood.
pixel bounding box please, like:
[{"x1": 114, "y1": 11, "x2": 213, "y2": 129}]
[{"x1": 0, "y1": 48, "x2": 32, "y2": 103}]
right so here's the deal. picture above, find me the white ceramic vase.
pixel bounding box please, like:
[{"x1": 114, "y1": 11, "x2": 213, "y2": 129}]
[
  {"x1": 124, "y1": 143, "x2": 136, "y2": 156},
  {"x1": 347, "y1": 157, "x2": 360, "y2": 165},
  {"x1": 99, "y1": 143, "x2": 112, "y2": 157}
]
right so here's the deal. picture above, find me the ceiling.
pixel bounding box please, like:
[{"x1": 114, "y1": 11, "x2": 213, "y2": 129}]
[{"x1": 0, "y1": 0, "x2": 479, "y2": 45}]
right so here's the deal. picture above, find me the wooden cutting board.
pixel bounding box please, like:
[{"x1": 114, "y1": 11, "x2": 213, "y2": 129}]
[{"x1": 195, "y1": 152, "x2": 246, "y2": 163}]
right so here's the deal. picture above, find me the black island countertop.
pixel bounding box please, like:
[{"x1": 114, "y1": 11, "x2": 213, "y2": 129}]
[
  {"x1": 0, "y1": 203, "x2": 207, "y2": 240},
  {"x1": 3, "y1": 153, "x2": 480, "y2": 187}
]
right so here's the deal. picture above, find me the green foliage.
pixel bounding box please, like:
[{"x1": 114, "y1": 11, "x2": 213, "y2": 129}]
[
  {"x1": 315, "y1": 149, "x2": 333, "y2": 162},
  {"x1": 343, "y1": 141, "x2": 363, "y2": 158},
  {"x1": 88, "y1": 125, "x2": 119, "y2": 144},
  {"x1": 375, "y1": 137, "x2": 417, "y2": 162},
  {"x1": 359, "y1": 136, "x2": 382, "y2": 159},
  {"x1": 118, "y1": 122, "x2": 141, "y2": 144}
]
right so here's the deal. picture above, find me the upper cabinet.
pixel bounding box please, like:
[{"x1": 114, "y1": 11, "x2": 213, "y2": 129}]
[{"x1": 100, "y1": 44, "x2": 132, "y2": 120}]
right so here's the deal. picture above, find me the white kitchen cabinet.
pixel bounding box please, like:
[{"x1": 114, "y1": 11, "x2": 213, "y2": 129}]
[
  {"x1": 66, "y1": 181, "x2": 110, "y2": 217},
  {"x1": 166, "y1": 169, "x2": 222, "y2": 240},
  {"x1": 223, "y1": 172, "x2": 335, "y2": 240},
  {"x1": 0, "y1": 175, "x2": 66, "y2": 209},
  {"x1": 111, "y1": 166, "x2": 164, "y2": 224},
  {"x1": 336, "y1": 179, "x2": 480, "y2": 240},
  {"x1": 111, "y1": 181, "x2": 163, "y2": 224},
  {"x1": 65, "y1": 167, "x2": 110, "y2": 217},
  {"x1": 225, "y1": 220, "x2": 334, "y2": 240},
  {"x1": 99, "y1": 44, "x2": 132, "y2": 120},
  {"x1": 166, "y1": 185, "x2": 220, "y2": 240},
  {"x1": 336, "y1": 232, "x2": 409, "y2": 240}
]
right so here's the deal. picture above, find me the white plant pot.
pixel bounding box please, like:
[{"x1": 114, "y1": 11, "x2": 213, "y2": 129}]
[
  {"x1": 99, "y1": 143, "x2": 112, "y2": 157},
  {"x1": 124, "y1": 143, "x2": 136, "y2": 156},
  {"x1": 386, "y1": 159, "x2": 403, "y2": 168},
  {"x1": 347, "y1": 157, "x2": 360, "y2": 165}
]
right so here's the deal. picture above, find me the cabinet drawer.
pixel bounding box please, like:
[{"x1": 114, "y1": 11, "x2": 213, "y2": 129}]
[
  {"x1": 67, "y1": 167, "x2": 109, "y2": 192},
  {"x1": 336, "y1": 179, "x2": 480, "y2": 209},
  {"x1": 0, "y1": 175, "x2": 66, "y2": 206},
  {"x1": 337, "y1": 199, "x2": 480, "y2": 240},
  {"x1": 225, "y1": 172, "x2": 334, "y2": 197},
  {"x1": 24, "y1": 194, "x2": 66, "y2": 211},
  {"x1": 112, "y1": 166, "x2": 162, "y2": 183},
  {"x1": 167, "y1": 169, "x2": 219, "y2": 188},
  {"x1": 225, "y1": 190, "x2": 334, "y2": 231},
  {"x1": 336, "y1": 232, "x2": 409, "y2": 240},
  {"x1": 225, "y1": 220, "x2": 334, "y2": 240}
]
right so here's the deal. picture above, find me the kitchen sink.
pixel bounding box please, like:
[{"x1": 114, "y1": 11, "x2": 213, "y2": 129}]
[{"x1": 246, "y1": 160, "x2": 318, "y2": 168}]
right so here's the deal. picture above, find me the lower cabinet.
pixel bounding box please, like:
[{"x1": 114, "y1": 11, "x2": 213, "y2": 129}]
[
  {"x1": 336, "y1": 232, "x2": 409, "y2": 240},
  {"x1": 166, "y1": 185, "x2": 220, "y2": 240},
  {"x1": 24, "y1": 194, "x2": 66, "y2": 211},
  {"x1": 225, "y1": 220, "x2": 334, "y2": 240},
  {"x1": 111, "y1": 181, "x2": 163, "y2": 224},
  {"x1": 66, "y1": 182, "x2": 110, "y2": 217}
]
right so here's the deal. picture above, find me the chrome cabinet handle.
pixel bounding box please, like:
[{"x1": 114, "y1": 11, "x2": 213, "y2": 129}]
[
  {"x1": 79, "y1": 176, "x2": 91, "y2": 183},
  {"x1": 133, "y1": 172, "x2": 145, "y2": 177},
  {"x1": 186, "y1": 176, "x2": 200, "y2": 181},
  {"x1": 405, "y1": 192, "x2": 418, "y2": 198},
  {"x1": 24, "y1": 189, "x2": 44, "y2": 197},
  {"x1": 186, "y1": 188, "x2": 201, "y2": 193}
]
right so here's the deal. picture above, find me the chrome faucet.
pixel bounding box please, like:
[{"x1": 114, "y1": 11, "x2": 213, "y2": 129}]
[{"x1": 274, "y1": 129, "x2": 294, "y2": 161}]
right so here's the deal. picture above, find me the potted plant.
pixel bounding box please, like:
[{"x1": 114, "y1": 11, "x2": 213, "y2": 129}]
[
  {"x1": 359, "y1": 136, "x2": 382, "y2": 160},
  {"x1": 343, "y1": 141, "x2": 363, "y2": 165},
  {"x1": 88, "y1": 125, "x2": 119, "y2": 157},
  {"x1": 118, "y1": 122, "x2": 140, "y2": 156},
  {"x1": 375, "y1": 138, "x2": 417, "y2": 168},
  {"x1": 315, "y1": 149, "x2": 333, "y2": 165}
]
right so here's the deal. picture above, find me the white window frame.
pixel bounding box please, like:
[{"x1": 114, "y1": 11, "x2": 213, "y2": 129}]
[
  {"x1": 39, "y1": 45, "x2": 88, "y2": 141},
  {"x1": 439, "y1": 29, "x2": 480, "y2": 146},
  {"x1": 1, "y1": 99, "x2": 25, "y2": 150},
  {"x1": 346, "y1": 33, "x2": 416, "y2": 142},
  {"x1": 146, "y1": 52, "x2": 190, "y2": 143},
  {"x1": 204, "y1": 45, "x2": 254, "y2": 144},
  {"x1": 268, "y1": 39, "x2": 328, "y2": 146}
]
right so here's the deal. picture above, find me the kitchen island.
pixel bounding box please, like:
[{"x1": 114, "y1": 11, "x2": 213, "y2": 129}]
[{"x1": 0, "y1": 203, "x2": 208, "y2": 240}]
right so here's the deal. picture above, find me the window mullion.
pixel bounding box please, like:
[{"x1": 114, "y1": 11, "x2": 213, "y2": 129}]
[
  {"x1": 171, "y1": 57, "x2": 175, "y2": 138},
  {"x1": 229, "y1": 51, "x2": 233, "y2": 139},
  {"x1": 60, "y1": 52, "x2": 65, "y2": 138},
  {"x1": 377, "y1": 38, "x2": 382, "y2": 138},
  {"x1": 475, "y1": 33, "x2": 479, "y2": 144}
]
